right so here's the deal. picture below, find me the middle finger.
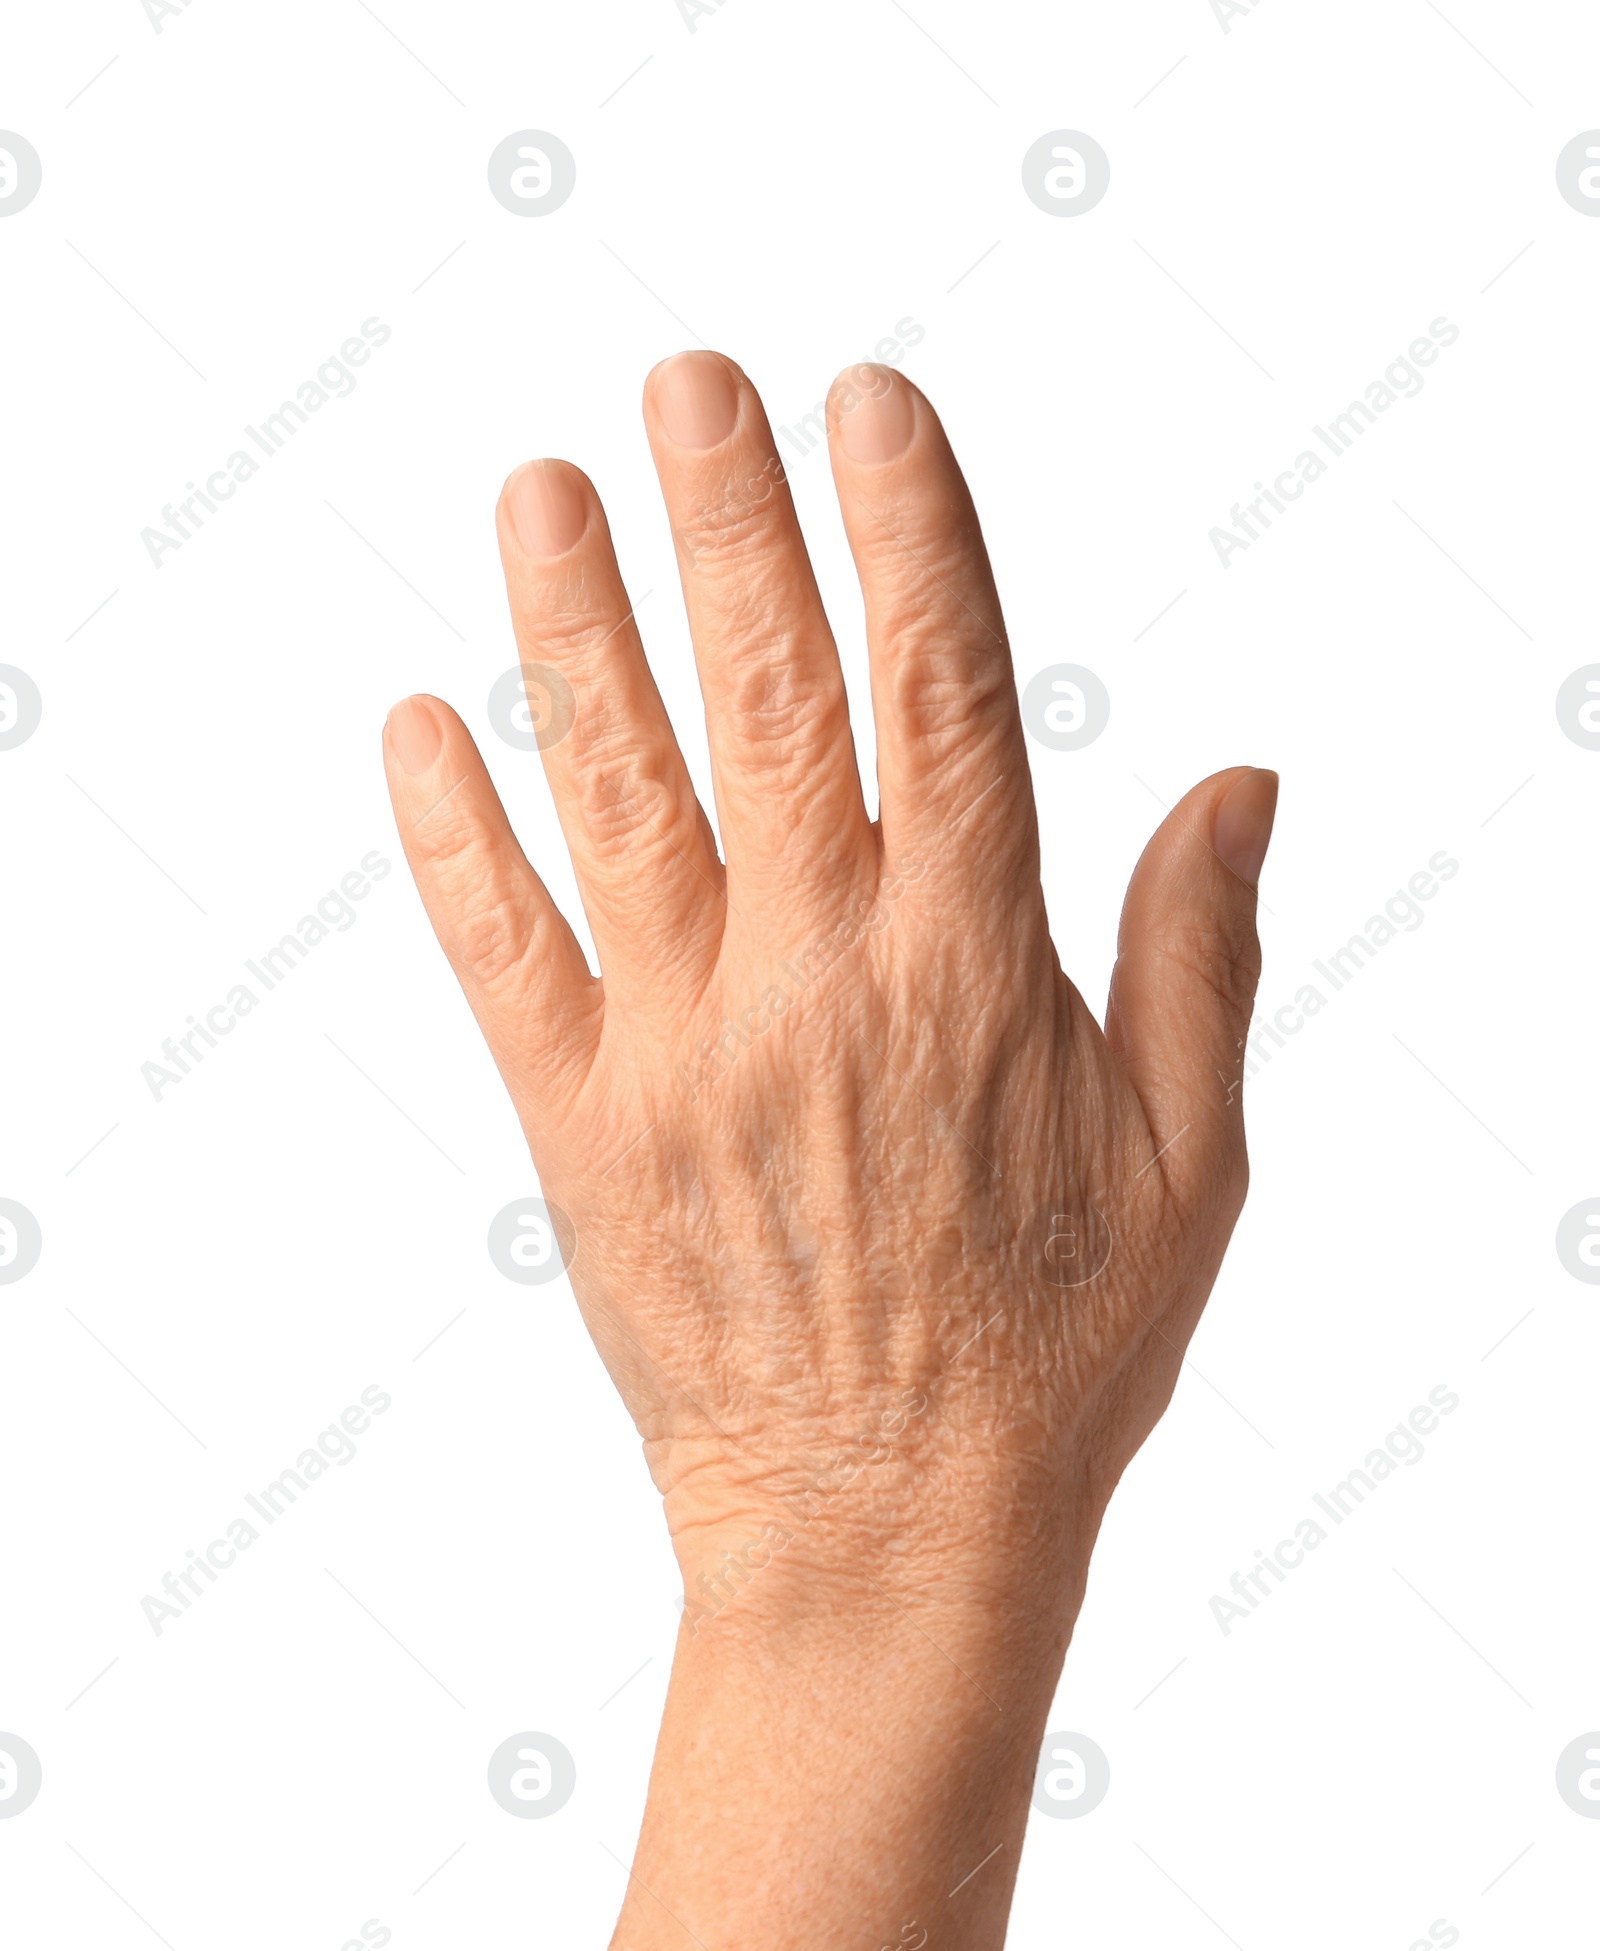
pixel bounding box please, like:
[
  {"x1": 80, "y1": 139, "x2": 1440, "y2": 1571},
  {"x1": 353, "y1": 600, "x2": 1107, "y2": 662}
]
[{"x1": 643, "y1": 351, "x2": 875, "y2": 930}]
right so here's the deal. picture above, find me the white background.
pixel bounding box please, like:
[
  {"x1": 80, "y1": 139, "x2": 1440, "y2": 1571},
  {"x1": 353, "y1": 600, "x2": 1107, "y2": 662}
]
[{"x1": 2, "y1": 1, "x2": 1597, "y2": 1945}]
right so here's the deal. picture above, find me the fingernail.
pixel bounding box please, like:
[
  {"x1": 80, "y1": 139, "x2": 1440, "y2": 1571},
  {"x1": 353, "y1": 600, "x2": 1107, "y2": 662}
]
[
  {"x1": 506, "y1": 461, "x2": 588, "y2": 558},
  {"x1": 834, "y1": 365, "x2": 916, "y2": 465},
  {"x1": 388, "y1": 696, "x2": 443, "y2": 776},
  {"x1": 653, "y1": 352, "x2": 739, "y2": 449},
  {"x1": 1212, "y1": 769, "x2": 1279, "y2": 887}
]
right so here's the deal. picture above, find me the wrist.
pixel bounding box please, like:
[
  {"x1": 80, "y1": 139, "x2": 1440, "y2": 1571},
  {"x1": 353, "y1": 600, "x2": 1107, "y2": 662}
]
[{"x1": 667, "y1": 1447, "x2": 1097, "y2": 1663}]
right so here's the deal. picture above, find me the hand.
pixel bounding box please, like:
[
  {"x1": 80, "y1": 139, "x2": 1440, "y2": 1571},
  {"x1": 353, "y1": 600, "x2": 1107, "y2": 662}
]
[{"x1": 382, "y1": 351, "x2": 1276, "y2": 1950}]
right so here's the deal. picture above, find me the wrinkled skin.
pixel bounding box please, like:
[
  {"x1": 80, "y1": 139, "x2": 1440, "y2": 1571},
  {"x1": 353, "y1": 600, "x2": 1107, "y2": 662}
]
[{"x1": 382, "y1": 351, "x2": 1276, "y2": 1948}]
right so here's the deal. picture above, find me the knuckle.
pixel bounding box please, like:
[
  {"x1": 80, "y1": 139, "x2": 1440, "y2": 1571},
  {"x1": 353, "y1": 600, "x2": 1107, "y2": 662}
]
[
  {"x1": 410, "y1": 815, "x2": 538, "y2": 989},
  {"x1": 513, "y1": 600, "x2": 633, "y2": 669},
  {"x1": 675, "y1": 459, "x2": 788, "y2": 563},
  {"x1": 862, "y1": 509, "x2": 990, "y2": 602},
  {"x1": 722, "y1": 648, "x2": 851, "y2": 770},
  {"x1": 454, "y1": 884, "x2": 541, "y2": 991},
  {"x1": 573, "y1": 735, "x2": 704, "y2": 864},
  {"x1": 887, "y1": 643, "x2": 1013, "y2": 746},
  {"x1": 860, "y1": 542, "x2": 1012, "y2": 738},
  {"x1": 406, "y1": 787, "x2": 480, "y2": 874}
]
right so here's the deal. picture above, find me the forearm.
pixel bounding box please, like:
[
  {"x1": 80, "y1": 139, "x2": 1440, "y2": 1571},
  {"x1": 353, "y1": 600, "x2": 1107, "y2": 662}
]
[{"x1": 611, "y1": 1532, "x2": 1087, "y2": 1950}]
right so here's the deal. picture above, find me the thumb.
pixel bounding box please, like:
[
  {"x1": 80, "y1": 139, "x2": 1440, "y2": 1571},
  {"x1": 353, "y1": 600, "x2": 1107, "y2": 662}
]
[{"x1": 1106, "y1": 766, "x2": 1278, "y2": 1205}]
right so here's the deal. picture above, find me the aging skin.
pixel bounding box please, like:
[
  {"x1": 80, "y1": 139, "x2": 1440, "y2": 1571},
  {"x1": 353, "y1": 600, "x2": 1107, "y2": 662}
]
[{"x1": 382, "y1": 352, "x2": 1277, "y2": 1950}]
